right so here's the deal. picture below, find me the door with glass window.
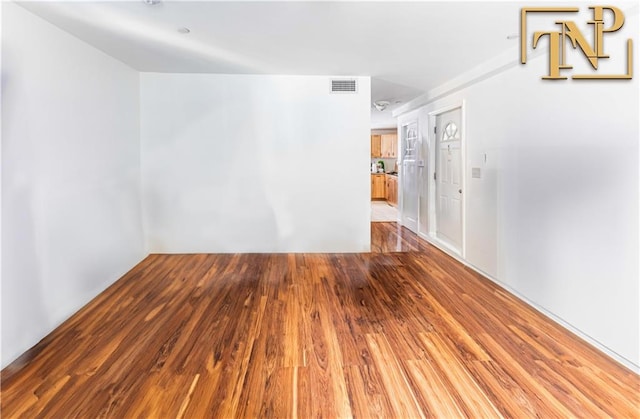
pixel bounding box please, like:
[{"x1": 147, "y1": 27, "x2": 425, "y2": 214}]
[{"x1": 435, "y1": 108, "x2": 462, "y2": 251}]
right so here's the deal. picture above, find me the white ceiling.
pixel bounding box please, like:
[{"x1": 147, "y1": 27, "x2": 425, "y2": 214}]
[{"x1": 19, "y1": 1, "x2": 525, "y2": 128}]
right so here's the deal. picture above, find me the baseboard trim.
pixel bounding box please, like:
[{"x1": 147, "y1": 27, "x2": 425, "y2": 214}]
[{"x1": 417, "y1": 233, "x2": 640, "y2": 374}]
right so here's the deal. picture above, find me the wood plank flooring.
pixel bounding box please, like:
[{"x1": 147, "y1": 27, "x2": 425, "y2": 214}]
[
  {"x1": 2, "y1": 222, "x2": 639, "y2": 417},
  {"x1": 371, "y1": 221, "x2": 429, "y2": 253}
]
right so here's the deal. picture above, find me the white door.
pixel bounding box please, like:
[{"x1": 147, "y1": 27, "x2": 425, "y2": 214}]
[
  {"x1": 435, "y1": 108, "x2": 462, "y2": 251},
  {"x1": 417, "y1": 121, "x2": 429, "y2": 238},
  {"x1": 401, "y1": 122, "x2": 419, "y2": 233}
]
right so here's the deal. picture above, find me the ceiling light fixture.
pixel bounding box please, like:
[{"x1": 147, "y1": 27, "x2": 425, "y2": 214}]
[
  {"x1": 143, "y1": 0, "x2": 161, "y2": 5},
  {"x1": 373, "y1": 100, "x2": 390, "y2": 111},
  {"x1": 177, "y1": 27, "x2": 191, "y2": 34}
]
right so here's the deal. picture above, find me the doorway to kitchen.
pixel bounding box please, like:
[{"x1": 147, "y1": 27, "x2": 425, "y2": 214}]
[{"x1": 370, "y1": 130, "x2": 399, "y2": 223}]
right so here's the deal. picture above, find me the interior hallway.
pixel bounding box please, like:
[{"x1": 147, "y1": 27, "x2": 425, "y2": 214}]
[{"x1": 2, "y1": 223, "x2": 638, "y2": 417}]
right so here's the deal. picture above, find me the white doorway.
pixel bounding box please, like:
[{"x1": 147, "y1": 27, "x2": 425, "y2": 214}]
[
  {"x1": 400, "y1": 121, "x2": 419, "y2": 233},
  {"x1": 430, "y1": 105, "x2": 465, "y2": 255}
]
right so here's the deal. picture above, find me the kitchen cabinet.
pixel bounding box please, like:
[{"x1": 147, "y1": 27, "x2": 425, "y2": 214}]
[
  {"x1": 386, "y1": 174, "x2": 398, "y2": 207},
  {"x1": 381, "y1": 133, "x2": 398, "y2": 158},
  {"x1": 371, "y1": 174, "x2": 386, "y2": 199},
  {"x1": 371, "y1": 135, "x2": 382, "y2": 158}
]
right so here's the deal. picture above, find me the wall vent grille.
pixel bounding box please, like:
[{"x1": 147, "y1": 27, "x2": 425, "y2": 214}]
[{"x1": 330, "y1": 79, "x2": 357, "y2": 93}]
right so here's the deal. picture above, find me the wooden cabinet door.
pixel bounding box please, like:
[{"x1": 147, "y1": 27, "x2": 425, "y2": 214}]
[
  {"x1": 371, "y1": 135, "x2": 382, "y2": 158},
  {"x1": 381, "y1": 134, "x2": 397, "y2": 158},
  {"x1": 386, "y1": 175, "x2": 398, "y2": 207},
  {"x1": 371, "y1": 174, "x2": 386, "y2": 199},
  {"x1": 379, "y1": 175, "x2": 387, "y2": 199},
  {"x1": 390, "y1": 135, "x2": 398, "y2": 158},
  {"x1": 392, "y1": 177, "x2": 398, "y2": 206}
]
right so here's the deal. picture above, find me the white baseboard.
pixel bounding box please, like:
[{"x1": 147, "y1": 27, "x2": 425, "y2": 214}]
[{"x1": 416, "y1": 232, "x2": 640, "y2": 374}]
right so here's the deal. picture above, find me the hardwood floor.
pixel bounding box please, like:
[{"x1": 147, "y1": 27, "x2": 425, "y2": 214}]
[
  {"x1": 371, "y1": 222, "x2": 429, "y2": 253},
  {"x1": 2, "y1": 223, "x2": 638, "y2": 417}
]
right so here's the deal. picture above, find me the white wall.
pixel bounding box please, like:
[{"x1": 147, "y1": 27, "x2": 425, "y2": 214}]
[
  {"x1": 371, "y1": 129, "x2": 396, "y2": 135},
  {"x1": 402, "y1": 15, "x2": 639, "y2": 368},
  {"x1": 1, "y1": 3, "x2": 146, "y2": 368},
  {"x1": 141, "y1": 74, "x2": 370, "y2": 253}
]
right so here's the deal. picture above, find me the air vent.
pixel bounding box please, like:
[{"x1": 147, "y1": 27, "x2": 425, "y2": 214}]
[{"x1": 330, "y1": 79, "x2": 357, "y2": 93}]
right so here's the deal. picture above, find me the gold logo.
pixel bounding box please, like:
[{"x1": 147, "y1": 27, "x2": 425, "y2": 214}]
[{"x1": 521, "y1": 6, "x2": 633, "y2": 79}]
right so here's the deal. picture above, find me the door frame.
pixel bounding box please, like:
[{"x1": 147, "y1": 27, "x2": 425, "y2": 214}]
[{"x1": 426, "y1": 101, "x2": 466, "y2": 257}]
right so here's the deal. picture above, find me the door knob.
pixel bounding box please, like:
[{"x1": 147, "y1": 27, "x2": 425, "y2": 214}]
[{"x1": 458, "y1": 189, "x2": 462, "y2": 193}]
